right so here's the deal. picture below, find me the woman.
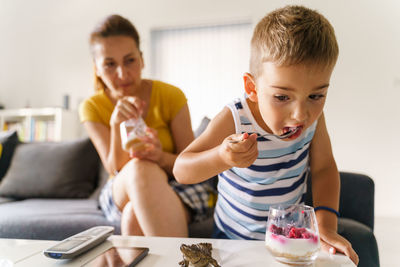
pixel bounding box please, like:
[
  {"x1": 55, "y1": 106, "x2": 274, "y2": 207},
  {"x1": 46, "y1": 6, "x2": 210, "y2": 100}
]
[{"x1": 79, "y1": 14, "x2": 212, "y2": 237}]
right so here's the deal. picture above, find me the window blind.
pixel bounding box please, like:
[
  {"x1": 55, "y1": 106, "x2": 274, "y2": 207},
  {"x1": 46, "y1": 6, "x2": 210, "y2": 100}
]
[{"x1": 151, "y1": 22, "x2": 252, "y2": 129}]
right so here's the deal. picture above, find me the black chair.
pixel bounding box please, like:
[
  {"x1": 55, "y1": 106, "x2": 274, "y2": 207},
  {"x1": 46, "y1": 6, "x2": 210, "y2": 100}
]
[{"x1": 305, "y1": 171, "x2": 380, "y2": 267}]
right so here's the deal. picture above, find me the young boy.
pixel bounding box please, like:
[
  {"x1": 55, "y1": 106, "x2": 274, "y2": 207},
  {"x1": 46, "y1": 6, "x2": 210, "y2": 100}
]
[{"x1": 173, "y1": 5, "x2": 358, "y2": 265}]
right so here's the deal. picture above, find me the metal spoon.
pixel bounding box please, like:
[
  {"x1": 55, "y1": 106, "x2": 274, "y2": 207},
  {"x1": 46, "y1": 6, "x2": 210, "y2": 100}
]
[{"x1": 229, "y1": 127, "x2": 299, "y2": 143}]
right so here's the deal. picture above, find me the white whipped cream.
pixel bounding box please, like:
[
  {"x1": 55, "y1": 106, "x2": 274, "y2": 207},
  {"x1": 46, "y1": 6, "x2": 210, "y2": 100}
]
[{"x1": 265, "y1": 231, "x2": 320, "y2": 257}]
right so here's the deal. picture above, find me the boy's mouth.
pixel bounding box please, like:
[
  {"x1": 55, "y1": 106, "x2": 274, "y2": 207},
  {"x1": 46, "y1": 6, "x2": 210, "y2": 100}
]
[{"x1": 282, "y1": 126, "x2": 303, "y2": 139}]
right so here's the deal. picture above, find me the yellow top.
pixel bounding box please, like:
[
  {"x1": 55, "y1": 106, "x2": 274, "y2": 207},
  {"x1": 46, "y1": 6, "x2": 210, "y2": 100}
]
[{"x1": 79, "y1": 80, "x2": 187, "y2": 153}]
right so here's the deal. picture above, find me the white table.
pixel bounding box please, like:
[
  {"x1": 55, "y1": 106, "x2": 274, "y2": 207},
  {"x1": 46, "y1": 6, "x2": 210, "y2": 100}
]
[{"x1": 0, "y1": 236, "x2": 355, "y2": 267}]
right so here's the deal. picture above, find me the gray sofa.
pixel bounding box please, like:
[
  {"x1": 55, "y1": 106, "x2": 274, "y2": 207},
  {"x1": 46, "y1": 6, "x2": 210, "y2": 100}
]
[
  {"x1": 0, "y1": 130, "x2": 213, "y2": 240},
  {"x1": 0, "y1": 132, "x2": 119, "y2": 240},
  {"x1": 0, "y1": 127, "x2": 379, "y2": 266}
]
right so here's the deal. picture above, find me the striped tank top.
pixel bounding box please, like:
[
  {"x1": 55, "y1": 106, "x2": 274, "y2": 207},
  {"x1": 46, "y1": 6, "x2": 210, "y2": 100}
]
[{"x1": 214, "y1": 97, "x2": 317, "y2": 240}]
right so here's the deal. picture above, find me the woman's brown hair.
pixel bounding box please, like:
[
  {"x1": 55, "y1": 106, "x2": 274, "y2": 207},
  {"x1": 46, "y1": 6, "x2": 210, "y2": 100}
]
[{"x1": 90, "y1": 14, "x2": 140, "y2": 91}]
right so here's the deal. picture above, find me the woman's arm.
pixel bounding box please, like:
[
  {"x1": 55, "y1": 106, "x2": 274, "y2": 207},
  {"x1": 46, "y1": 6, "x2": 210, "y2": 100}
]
[
  {"x1": 157, "y1": 103, "x2": 195, "y2": 175},
  {"x1": 125, "y1": 103, "x2": 194, "y2": 176},
  {"x1": 83, "y1": 121, "x2": 130, "y2": 174},
  {"x1": 83, "y1": 103, "x2": 193, "y2": 176},
  {"x1": 173, "y1": 107, "x2": 258, "y2": 184}
]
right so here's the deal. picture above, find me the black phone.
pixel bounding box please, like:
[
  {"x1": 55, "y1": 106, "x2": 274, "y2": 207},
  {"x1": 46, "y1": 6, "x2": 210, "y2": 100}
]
[{"x1": 83, "y1": 247, "x2": 149, "y2": 267}]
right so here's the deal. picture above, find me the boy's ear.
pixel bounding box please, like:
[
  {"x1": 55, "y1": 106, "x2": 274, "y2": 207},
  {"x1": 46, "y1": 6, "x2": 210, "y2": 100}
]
[{"x1": 243, "y1": 73, "x2": 258, "y2": 102}]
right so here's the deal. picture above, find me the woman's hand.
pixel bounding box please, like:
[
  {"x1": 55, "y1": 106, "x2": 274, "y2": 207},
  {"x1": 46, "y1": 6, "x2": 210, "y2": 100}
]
[
  {"x1": 129, "y1": 127, "x2": 163, "y2": 164},
  {"x1": 218, "y1": 132, "x2": 258, "y2": 168},
  {"x1": 109, "y1": 96, "x2": 146, "y2": 127},
  {"x1": 319, "y1": 227, "x2": 359, "y2": 266}
]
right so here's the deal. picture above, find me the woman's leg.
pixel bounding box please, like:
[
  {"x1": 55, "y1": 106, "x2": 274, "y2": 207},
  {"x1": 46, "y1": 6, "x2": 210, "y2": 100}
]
[
  {"x1": 120, "y1": 201, "x2": 144, "y2": 236},
  {"x1": 112, "y1": 158, "x2": 190, "y2": 237}
]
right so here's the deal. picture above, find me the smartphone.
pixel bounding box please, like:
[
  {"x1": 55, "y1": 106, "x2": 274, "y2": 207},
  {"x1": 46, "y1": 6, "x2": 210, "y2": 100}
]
[{"x1": 83, "y1": 247, "x2": 149, "y2": 267}]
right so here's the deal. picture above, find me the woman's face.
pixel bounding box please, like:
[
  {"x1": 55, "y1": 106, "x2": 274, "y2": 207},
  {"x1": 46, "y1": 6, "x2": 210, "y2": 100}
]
[{"x1": 92, "y1": 35, "x2": 144, "y2": 99}]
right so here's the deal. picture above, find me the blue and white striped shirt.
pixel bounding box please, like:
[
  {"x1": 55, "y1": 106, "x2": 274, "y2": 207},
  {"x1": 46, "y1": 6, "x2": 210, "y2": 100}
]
[{"x1": 214, "y1": 98, "x2": 317, "y2": 240}]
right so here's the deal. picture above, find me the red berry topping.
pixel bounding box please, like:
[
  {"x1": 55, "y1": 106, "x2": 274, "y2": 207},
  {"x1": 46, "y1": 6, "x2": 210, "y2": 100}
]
[
  {"x1": 268, "y1": 224, "x2": 283, "y2": 235},
  {"x1": 268, "y1": 224, "x2": 317, "y2": 240}
]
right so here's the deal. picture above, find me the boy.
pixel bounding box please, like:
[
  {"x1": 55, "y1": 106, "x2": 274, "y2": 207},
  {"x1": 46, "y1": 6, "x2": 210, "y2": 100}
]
[{"x1": 173, "y1": 5, "x2": 358, "y2": 265}]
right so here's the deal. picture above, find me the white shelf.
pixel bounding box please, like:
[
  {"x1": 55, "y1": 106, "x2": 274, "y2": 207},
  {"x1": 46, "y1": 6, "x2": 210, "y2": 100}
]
[{"x1": 0, "y1": 107, "x2": 81, "y2": 142}]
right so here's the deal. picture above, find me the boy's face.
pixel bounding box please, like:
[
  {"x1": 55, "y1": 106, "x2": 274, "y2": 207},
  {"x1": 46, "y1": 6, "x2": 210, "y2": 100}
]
[{"x1": 245, "y1": 62, "x2": 334, "y2": 140}]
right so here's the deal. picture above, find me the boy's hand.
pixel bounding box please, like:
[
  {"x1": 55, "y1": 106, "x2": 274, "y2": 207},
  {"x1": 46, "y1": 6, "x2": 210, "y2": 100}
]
[
  {"x1": 219, "y1": 132, "x2": 258, "y2": 168},
  {"x1": 319, "y1": 227, "x2": 359, "y2": 266}
]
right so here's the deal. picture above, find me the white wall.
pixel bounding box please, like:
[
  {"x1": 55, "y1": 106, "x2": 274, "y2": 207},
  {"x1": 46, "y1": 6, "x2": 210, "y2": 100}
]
[{"x1": 0, "y1": 0, "x2": 399, "y2": 217}]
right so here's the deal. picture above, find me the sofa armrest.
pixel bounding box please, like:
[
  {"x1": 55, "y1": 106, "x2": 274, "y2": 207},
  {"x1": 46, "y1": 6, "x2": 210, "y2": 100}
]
[
  {"x1": 305, "y1": 171, "x2": 375, "y2": 230},
  {"x1": 339, "y1": 172, "x2": 375, "y2": 230}
]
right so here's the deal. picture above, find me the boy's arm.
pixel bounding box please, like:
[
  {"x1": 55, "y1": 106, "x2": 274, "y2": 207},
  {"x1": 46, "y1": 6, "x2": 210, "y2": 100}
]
[
  {"x1": 173, "y1": 107, "x2": 234, "y2": 184},
  {"x1": 309, "y1": 113, "x2": 340, "y2": 232},
  {"x1": 173, "y1": 107, "x2": 258, "y2": 184},
  {"x1": 310, "y1": 113, "x2": 358, "y2": 264}
]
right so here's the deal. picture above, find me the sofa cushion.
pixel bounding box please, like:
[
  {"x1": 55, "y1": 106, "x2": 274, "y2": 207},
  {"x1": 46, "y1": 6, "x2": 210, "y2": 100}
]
[
  {"x1": 89, "y1": 163, "x2": 110, "y2": 200},
  {"x1": 0, "y1": 138, "x2": 99, "y2": 199},
  {"x1": 0, "y1": 199, "x2": 120, "y2": 240},
  {"x1": 0, "y1": 196, "x2": 14, "y2": 204},
  {"x1": 0, "y1": 131, "x2": 19, "y2": 181},
  {"x1": 194, "y1": 116, "x2": 211, "y2": 138}
]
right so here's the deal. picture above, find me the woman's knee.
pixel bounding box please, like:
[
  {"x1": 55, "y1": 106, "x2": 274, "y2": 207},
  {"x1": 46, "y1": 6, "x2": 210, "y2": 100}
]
[
  {"x1": 125, "y1": 158, "x2": 155, "y2": 171},
  {"x1": 123, "y1": 158, "x2": 167, "y2": 187},
  {"x1": 112, "y1": 159, "x2": 156, "y2": 205}
]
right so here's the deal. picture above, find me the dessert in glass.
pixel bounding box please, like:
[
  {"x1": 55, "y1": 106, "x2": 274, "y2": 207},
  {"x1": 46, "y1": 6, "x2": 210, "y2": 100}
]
[
  {"x1": 265, "y1": 204, "x2": 320, "y2": 265},
  {"x1": 120, "y1": 117, "x2": 148, "y2": 152}
]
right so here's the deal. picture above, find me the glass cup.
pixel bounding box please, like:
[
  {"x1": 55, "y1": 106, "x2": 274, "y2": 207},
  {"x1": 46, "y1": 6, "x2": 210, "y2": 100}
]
[
  {"x1": 120, "y1": 117, "x2": 148, "y2": 152},
  {"x1": 265, "y1": 204, "x2": 320, "y2": 266}
]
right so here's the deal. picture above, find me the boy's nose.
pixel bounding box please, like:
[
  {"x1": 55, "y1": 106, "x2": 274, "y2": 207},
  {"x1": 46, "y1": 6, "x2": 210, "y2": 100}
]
[{"x1": 291, "y1": 103, "x2": 308, "y2": 122}]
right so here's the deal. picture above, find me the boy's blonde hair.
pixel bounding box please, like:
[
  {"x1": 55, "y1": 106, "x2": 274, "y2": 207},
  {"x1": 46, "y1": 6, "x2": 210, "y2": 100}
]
[{"x1": 250, "y1": 5, "x2": 339, "y2": 78}]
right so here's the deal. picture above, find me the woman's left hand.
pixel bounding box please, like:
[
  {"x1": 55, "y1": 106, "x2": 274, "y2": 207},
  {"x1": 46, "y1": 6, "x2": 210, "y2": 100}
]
[
  {"x1": 319, "y1": 227, "x2": 359, "y2": 266},
  {"x1": 129, "y1": 127, "x2": 163, "y2": 164}
]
